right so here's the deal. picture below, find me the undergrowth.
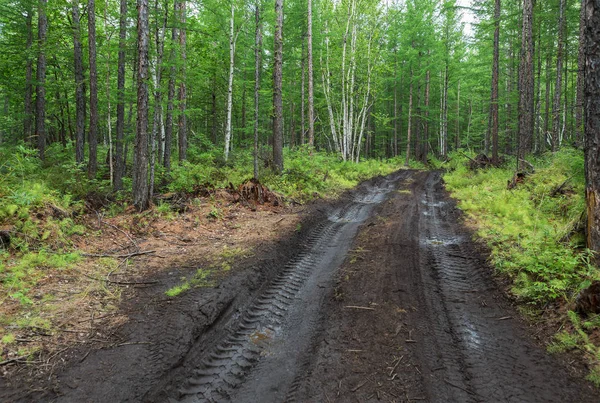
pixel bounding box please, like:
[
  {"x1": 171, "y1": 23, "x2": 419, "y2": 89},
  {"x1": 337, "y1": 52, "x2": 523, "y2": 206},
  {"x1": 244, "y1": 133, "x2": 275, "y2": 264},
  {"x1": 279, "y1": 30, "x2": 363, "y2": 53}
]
[
  {"x1": 1, "y1": 143, "x2": 414, "y2": 355},
  {"x1": 444, "y1": 148, "x2": 600, "y2": 385}
]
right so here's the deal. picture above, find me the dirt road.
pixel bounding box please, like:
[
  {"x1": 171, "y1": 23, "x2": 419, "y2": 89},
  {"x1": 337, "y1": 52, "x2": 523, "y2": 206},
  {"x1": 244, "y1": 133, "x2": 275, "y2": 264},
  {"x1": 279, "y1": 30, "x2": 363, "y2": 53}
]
[{"x1": 2, "y1": 170, "x2": 597, "y2": 402}]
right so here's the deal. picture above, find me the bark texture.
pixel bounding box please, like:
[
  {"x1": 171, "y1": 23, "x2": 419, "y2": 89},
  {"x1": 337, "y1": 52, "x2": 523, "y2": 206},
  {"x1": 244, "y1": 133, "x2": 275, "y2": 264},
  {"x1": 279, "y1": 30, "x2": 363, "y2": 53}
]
[
  {"x1": 72, "y1": 2, "x2": 86, "y2": 165},
  {"x1": 552, "y1": 0, "x2": 567, "y2": 152},
  {"x1": 585, "y1": 0, "x2": 600, "y2": 256},
  {"x1": 177, "y1": 0, "x2": 187, "y2": 162},
  {"x1": 114, "y1": 0, "x2": 127, "y2": 190},
  {"x1": 133, "y1": 0, "x2": 150, "y2": 211},
  {"x1": 491, "y1": 0, "x2": 500, "y2": 163},
  {"x1": 518, "y1": 0, "x2": 534, "y2": 169},
  {"x1": 576, "y1": 0, "x2": 586, "y2": 144},
  {"x1": 254, "y1": 3, "x2": 261, "y2": 180},
  {"x1": 88, "y1": 0, "x2": 98, "y2": 178},
  {"x1": 24, "y1": 8, "x2": 33, "y2": 144},
  {"x1": 36, "y1": 0, "x2": 48, "y2": 160},
  {"x1": 272, "y1": 0, "x2": 284, "y2": 173},
  {"x1": 307, "y1": 0, "x2": 315, "y2": 147}
]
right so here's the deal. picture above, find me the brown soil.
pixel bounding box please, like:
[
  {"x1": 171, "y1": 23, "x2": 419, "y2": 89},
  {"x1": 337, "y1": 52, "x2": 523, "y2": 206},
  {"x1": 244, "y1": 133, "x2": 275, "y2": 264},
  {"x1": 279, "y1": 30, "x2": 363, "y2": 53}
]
[{"x1": 1, "y1": 171, "x2": 599, "y2": 402}]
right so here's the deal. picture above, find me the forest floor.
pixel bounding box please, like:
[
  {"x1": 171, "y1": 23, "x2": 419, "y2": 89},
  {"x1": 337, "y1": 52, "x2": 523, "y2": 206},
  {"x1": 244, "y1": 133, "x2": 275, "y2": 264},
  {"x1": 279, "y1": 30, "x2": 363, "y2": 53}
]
[{"x1": 1, "y1": 170, "x2": 599, "y2": 402}]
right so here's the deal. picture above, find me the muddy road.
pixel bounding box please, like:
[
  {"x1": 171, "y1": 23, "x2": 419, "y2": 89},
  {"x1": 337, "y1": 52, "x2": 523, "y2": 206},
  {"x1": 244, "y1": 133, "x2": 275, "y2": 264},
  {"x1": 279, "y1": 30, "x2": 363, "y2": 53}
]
[{"x1": 2, "y1": 170, "x2": 597, "y2": 402}]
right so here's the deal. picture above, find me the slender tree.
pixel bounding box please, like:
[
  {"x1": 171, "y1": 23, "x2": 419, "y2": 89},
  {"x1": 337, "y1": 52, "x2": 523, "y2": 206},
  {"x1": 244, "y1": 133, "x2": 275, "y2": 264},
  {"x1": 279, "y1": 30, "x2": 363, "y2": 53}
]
[
  {"x1": 491, "y1": 0, "x2": 500, "y2": 163},
  {"x1": 517, "y1": 0, "x2": 534, "y2": 170},
  {"x1": 164, "y1": 19, "x2": 177, "y2": 171},
  {"x1": 254, "y1": 1, "x2": 262, "y2": 180},
  {"x1": 72, "y1": 2, "x2": 86, "y2": 165},
  {"x1": 551, "y1": 0, "x2": 567, "y2": 152},
  {"x1": 133, "y1": 0, "x2": 150, "y2": 211},
  {"x1": 150, "y1": 0, "x2": 168, "y2": 197},
  {"x1": 307, "y1": 0, "x2": 314, "y2": 147},
  {"x1": 36, "y1": 0, "x2": 48, "y2": 160},
  {"x1": 272, "y1": 0, "x2": 284, "y2": 173},
  {"x1": 405, "y1": 68, "x2": 413, "y2": 167},
  {"x1": 114, "y1": 0, "x2": 127, "y2": 190},
  {"x1": 177, "y1": 0, "x2": 187, "y2": 162},
  {"x1": 87, "y1": 0, "x2": 98, "y2": 178},
  {"x1": 24, "y1": 7, "x2": 33, "y2": 144}
]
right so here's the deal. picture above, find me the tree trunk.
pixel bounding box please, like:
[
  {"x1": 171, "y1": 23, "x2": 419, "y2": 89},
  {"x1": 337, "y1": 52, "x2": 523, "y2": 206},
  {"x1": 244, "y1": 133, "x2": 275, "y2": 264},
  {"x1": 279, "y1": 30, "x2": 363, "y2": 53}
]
[
  {"x1": 164, "y1": 22, "x2": 177, "y2": 172},
  {"x1": 177, "y1": 1, "x2": 187, "y2": 162},
  {"x1": 224, "y1": 2, "x2": 236, "y2": 162},
  {"x1": 300, "y1": 38, "x2": 306, "y2": 146},
  {"x1": 393, "y1": 58, "x2": 398, "y2": 158},
  {"x1": 71, "y1": 2, "x2": 86, "y2": 164},
  {"x1": 150, "y1": 0, "x2": 167, "y2": 198},
  {"x1": 517, "y1": 0, "x2": 534, "y2": 169},
  {"x1": 584, "y1": 0, "x2": 600, "y2": 258},
  {"x1": 211, "y1": 73, "x2": 217, "y2": 144},
  {"x1": 133, "y1": 0, "x2": 150, "y2": 211},
  {"x1": 552, "y1": 0, "x2": 566, "y2": 152},
  {"x1": 405, "y1": 69, "x2": 413, "y2": 167},
  {"x1": 254, "y1": 2, "x2": 262, "y2": 180},
  {"x1": 36, "y1": 0, "x2": 48, "y2": 160},
  {"x1": 103, "y1": 7, "x2": 113, "y2": 186},
  {"x1": 24, "y1": 8, "x2": 34, "y2": 144},
  {"x1": 423, "y1": 67, "x2": 430, "y2": 162},
  {"x1": 114, "y1": 0, "x2": 127, "y2": 190},
  {"x1": 576, "y1": 0, "x2": 586, "y2": 145},
  {"x1": 307, "y1": 0, "x2": 315, "y2": 148},
  {"x1": 272, "y1": 0, "x2": 284, "y2": 173},
  {"x1": 455, "y1": 79, "x2": 460, "y2": 150},
  {"x1": 87, "y1": 0, "x2": 98, "y2": 177},
  {"x1": 491, "y1": 0, "x2": 500, "y2": 163}
]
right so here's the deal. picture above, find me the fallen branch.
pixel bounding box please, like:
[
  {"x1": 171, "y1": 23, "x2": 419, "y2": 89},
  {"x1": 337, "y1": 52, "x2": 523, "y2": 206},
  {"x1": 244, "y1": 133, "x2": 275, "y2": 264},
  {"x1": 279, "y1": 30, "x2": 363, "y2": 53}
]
[
  {"x1": 0, "y1": 356, "x2": 28, "y2": 366},
  {"x1": 344, "y1": 305, "x2": 375, "y2": 311},
  {"x1": 82, "y1": 250, "x2": 156, "y2": 259}
]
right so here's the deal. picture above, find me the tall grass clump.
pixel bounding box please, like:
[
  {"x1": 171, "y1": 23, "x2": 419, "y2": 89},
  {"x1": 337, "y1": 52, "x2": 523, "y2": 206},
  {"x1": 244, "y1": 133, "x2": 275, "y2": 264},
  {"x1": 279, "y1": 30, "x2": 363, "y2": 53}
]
[{"x1": 444, "y1": 148, "x2": 598, "y2": 305}]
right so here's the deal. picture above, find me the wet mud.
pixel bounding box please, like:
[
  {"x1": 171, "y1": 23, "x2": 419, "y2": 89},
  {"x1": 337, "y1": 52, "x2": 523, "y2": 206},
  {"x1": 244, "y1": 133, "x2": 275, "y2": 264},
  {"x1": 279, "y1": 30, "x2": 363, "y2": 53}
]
[{"x1": 2, "y1": 170, "x2": 597, "y2": 402}]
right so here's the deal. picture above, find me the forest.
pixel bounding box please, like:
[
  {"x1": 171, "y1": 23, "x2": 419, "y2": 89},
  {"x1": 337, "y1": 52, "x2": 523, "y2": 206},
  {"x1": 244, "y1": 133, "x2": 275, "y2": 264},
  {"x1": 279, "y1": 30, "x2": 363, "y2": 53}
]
[
  {"x1": 2, "y1": 0, "x2": 600, "y2": 400},
  {"x1": 0, "y1": 0, "x2": 588, "y2": 194}
]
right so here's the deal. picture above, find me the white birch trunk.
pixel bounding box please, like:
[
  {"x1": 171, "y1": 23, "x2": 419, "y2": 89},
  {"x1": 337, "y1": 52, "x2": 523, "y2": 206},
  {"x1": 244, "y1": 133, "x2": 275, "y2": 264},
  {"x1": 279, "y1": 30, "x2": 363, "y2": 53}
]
[{"x1": 224, "y1": 2, "x2": 236, "y2": 161}]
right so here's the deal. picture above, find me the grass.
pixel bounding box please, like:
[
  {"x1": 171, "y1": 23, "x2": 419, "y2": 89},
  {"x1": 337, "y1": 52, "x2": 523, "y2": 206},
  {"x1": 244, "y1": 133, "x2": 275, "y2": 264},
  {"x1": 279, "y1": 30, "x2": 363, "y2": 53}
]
[
  {"x1": 444, "y1": 148, "x2": 597, "y2": 304},
  {"x1": 443, "y1": 148, "x2": 600, "y2": 385}
]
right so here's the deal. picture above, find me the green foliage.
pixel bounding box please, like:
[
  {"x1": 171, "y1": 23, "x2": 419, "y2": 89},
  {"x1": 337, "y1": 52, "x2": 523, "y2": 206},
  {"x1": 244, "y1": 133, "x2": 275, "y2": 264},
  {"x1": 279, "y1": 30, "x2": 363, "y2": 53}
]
[
  {"x1": 444, "y1": 149, "x2": 598, "y2": 304},
  {"x1": 165, "y1": 268, "x2": 215, "y2": 297},
  {"x1": 167, "y1": 148, "x2": 404, "y2": 202}
]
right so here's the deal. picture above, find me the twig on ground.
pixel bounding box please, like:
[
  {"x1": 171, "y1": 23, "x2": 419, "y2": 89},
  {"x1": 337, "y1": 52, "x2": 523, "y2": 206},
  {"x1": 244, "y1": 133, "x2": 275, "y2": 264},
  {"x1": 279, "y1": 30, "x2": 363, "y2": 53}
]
[
  {"x1": 0, "y1": 356, "x2": 28, "y2": 366},
  {"x1": 388, "y1": 355, "x2": 404, "y2": 377},
  {"x1": 82, "y1": 250, "x2": 156, "y2": 259},
  {"x1": 115, "y1": 341, "x2": 153, "y2": 347},
  {"x1": 351, "y1": 379, "x2": 369, "y2": 392},
  {"x1": 97, "y1": 215, "x2": 139, "y2": 251},
  {"x1": 444, "y1": 379, "x2": 478, "y2": 396},
  {"x1": 344, "y1": 305, "x2": 376, "y2": 311}
]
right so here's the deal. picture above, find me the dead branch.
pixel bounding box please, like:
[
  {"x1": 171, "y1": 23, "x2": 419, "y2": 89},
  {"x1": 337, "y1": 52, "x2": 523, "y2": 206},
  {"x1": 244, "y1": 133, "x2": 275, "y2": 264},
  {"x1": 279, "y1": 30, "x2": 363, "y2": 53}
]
[
  {"x1": 0, "y1": 356, "x2": 28, "y2": 366},
  {"x1": 82, "y1": 250, "x2": 156, "y2": 259},
  {"x1": 344, "y1": 305, "x2": 375, "y2": 311}
]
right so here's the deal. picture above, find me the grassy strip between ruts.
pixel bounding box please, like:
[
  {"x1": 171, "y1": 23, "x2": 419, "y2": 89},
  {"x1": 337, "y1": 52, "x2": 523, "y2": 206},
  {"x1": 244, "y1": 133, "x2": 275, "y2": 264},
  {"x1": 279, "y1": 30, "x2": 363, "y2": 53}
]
[
  {"x1": 443, "y1": 148, "x2": 600, "y2": 386},
  {"x1": 0, "y1": 144, "x2": 422, "y2": 363}
]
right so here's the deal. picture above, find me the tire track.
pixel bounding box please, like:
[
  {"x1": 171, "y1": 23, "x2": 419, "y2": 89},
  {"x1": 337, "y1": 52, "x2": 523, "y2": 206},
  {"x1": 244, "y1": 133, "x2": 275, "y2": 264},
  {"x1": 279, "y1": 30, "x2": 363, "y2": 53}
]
[
  {"x1": 166, "y1": 172, "x2": 407, "y2": 402},
  {"x1": 419, "y1": 172, "x2": 593, "y2": 402}
]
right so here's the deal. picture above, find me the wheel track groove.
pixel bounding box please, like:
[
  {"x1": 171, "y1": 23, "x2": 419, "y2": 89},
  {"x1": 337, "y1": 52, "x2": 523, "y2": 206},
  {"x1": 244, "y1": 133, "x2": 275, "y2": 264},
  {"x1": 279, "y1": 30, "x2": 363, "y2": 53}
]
[{"x1": 166, "y1": 174, "x2": 403, "y2": 402}]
